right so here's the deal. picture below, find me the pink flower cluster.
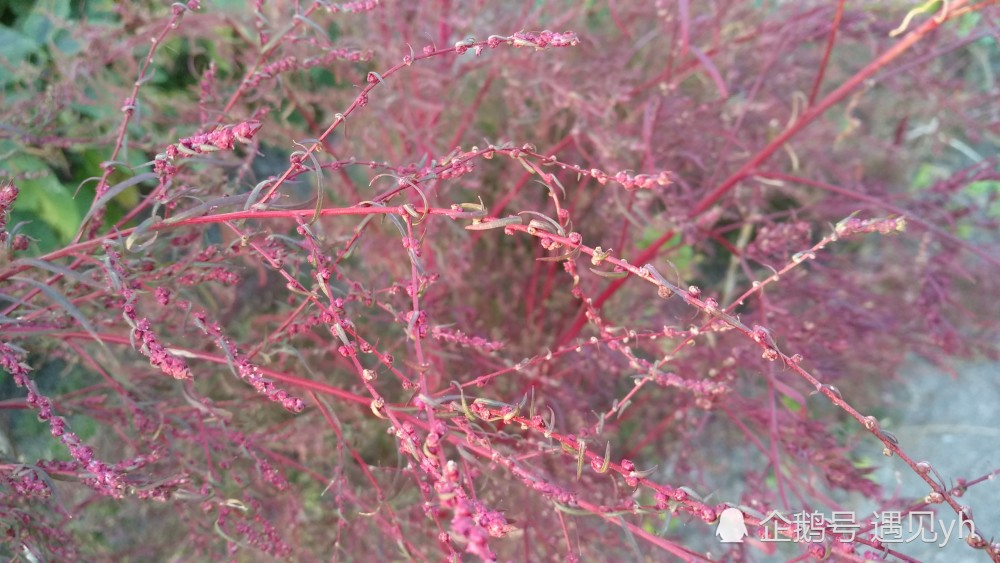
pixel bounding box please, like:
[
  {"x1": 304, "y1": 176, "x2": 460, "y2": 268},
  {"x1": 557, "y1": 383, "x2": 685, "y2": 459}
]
[
  {"x1": 435, "y1": 460, "x2": 513, "y2": 561},
  {"x1": 586, "y1": 168, "x2": 672, "y2": 191},
  {"x1": 747, "y1": 220, "x2": 813, "y2": 261},
  {"x1": 0, "y1": 182, "x2": 28, "y2": 251},
  {"x1": 104, "y1": 243, "x2": 193, "y2": 380},
  {"x1": 193, "y1": 311, "x2": 306, "y2": 413},
  {"x1": 431, "y1": 326, "x2": 503, "y2": 352},
  {"x1": 835, "y1": 214, "x2": 907, "y2": 238},
  {"x1": 214, "y1": 498, "x2": 291, "y2": 558},
  {"x1": 171, "y1": 1, "x2": 200, "y2": 16},
  {"x1": 0, "y1": 182, "x2": 17, "y2": 244},
  {"x1": 3, "y1": 466, "x2": 51, "y2": 500},
  {"x1": 323, "y1": 0, "x2": 379, "y2": 14},
  {"x1": 245, "y1": 48, "x2": 372, "y2": 90},
  {"x1": 1, "y1": 343, "x2": 126, "y2": 497},
  {"x1": 154, "y1": 120, "x2": 262, "y2": 177},
  {"x1": 490, "y1": 30, "x2": 581, "y2": 50}
]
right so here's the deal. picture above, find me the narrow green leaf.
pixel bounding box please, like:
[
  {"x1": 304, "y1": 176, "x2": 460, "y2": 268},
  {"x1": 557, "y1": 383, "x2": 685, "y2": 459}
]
[
  {"x1": 13, "y1": 258, "x2": 105, "y2": 289},
  {"x1": 12, "y1": 276, "x2": 106, "y2": 348},
  {"x1": 464, "y1": 216, "x2": 521, "y2": 230},
  {"x1": 80, "y1": 172, "x2": 157, "y2": 227},
  {"x1": 588, "y1": 267, "x2": 629, "y2": 279}
]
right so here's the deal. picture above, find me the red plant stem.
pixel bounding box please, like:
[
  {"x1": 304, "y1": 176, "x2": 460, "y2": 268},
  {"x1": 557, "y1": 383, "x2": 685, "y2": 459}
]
[
  {"x1": 575, "y1": 498, "x2": 714, "y2": 561},
  {"x1": 676, "y1": 0, "x2": 690, "y2": 60},
  {"x1": 405, "y1": 216, "x2": 433, "y2": 417},
  {"x1": 506, "y1": 223, "x2": 990, "y2": 542},
  {"x1": 218, "y1": 5, "x2": 321, "y2": 118},
  {"x1": 73, "y1": 6, "x2": 192, "y2": 242},
  {"x1": 258, "y1": 35, "x2": 582, "y2": 206},
  {"x1": 471, "y1": 400, "x2": 915, "y2": 561},
  {"x1": 247, "y1": 298, "x2": 312, "y2": 358},
  {"x1": 723, "y1": 404, "x2": 827, "y2": 509},
  {"x1": 765, "y1": 374, "x2": 791, "y2": 509},
  {"x1": 0, "y1": 204, "x2": 453, "y2": 319},
  {"x1": 523, "y1": 245, "x2": 543, "y2": 323},
  {"x1": 487, "y1": 133, "x2": 575, "y2": 219},
  {"x1": 627, "y1": 7, "x2": 827, "y2": 98},
  {"x1": 306, "y1": 390, "x2": 410, "y2": 547},
  {"x1": 690, "y1": 0, "x2": 983, "y2": 218},
  {"x1": 623, "y1": 411, "x2": 674, "y2": 458},
  {"x1": 758, "y1": 171, "x2": 1000, "y2": 269},
  {"x1": 554, "y1": 229, "x2": 675, "y2": 348},
  {"x1": 808, "y1": 0, "x2": 847, "y2": 106},
  {"x1": 446, "y1": 70, "x2": 497, "y2": 149},
  {"x1": 60, "y1": 332, "x2": 370, "y2": 407},
  {"x1": 537, "y1": 260, "x2": 561, "y2": 328}
]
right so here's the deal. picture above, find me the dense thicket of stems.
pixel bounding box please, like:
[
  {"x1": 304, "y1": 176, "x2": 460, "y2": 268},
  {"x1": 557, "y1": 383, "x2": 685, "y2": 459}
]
[{"x1": 1, "y1": 2, "x2": 998, "y2": 560}]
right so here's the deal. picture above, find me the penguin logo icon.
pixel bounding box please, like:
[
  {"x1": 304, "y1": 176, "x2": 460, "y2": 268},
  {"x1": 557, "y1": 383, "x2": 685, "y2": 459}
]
[{"x1": 716, "y1": 508, "x2": 748, "y2": 543}]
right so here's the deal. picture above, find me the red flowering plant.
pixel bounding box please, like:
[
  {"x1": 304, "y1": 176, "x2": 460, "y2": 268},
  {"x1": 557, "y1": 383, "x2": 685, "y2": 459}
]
[{"x1": 1, "y1": 1, "x2": 998, "y2": 561}]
